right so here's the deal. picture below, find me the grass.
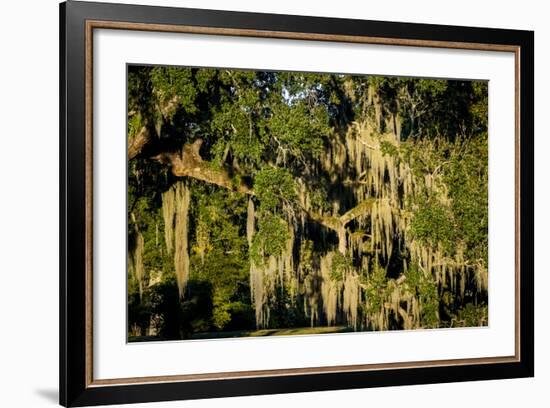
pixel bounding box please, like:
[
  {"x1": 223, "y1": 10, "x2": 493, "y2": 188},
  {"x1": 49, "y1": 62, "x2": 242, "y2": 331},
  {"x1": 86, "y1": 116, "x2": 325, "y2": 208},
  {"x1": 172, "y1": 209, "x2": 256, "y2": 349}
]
[{"x1": 129, "y1": 326, "x2": 352, "y2": 342}]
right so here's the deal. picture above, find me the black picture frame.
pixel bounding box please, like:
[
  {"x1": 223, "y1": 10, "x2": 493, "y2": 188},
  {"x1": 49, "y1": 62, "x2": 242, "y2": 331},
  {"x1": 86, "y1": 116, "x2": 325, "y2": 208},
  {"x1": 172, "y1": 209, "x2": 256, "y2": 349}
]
[{"x1": 60, "y1": 1, "x2": 534, "y2": 406}]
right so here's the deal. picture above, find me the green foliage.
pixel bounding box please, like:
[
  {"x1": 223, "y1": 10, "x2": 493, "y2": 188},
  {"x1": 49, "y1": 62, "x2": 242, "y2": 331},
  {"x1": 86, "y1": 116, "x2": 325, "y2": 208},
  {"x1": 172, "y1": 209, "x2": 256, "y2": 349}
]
[
  {"x1": 150, "y1": 66, "x2": 198, "y2": 114},
  {"x1": 379, "y1": 140, "x2": 399, "y2": 158},
  {"x1": 329, "y1": 252, "x2": 352, "y2": 282},
  {"x1": 127, "y1": 290, "x2": 152, "y2": 336},
  {"x1": 410, "y1": 195, "x2": 457, "y2": 252},
  {"x1": 309, "y1": 187, "x2": 331, "y2": 213},
  {"x1": 455, "y1": 303, "x2": 488, "y2": 327},
  {"x1": 444, "y1": 135, "x2": 488, "y2": 263},
  {"x1": 148, "y1": 275, "x2": 214, "y2": 339},
  {"x1": 414, "y1": 78, "x2": 448, "y2": 97},
  {"x1": 362, "y1": 266, "x2": 388, "y2": 316},
  {"x1": 210, "y1": 98, "x2": 265, "y2": 166},
  {"x1": 470, "y1": 82, "x2": 489, "y2": 131},
  {"x1": 269, "y1": 101, "x2": 329, "y2": 157},
  {"x1": 128, "y1": 66, "x2": 153, "y2": 116},
  {"x1": 251, "y1": 214, "x2": 290, "y2": 262},
  {"x1": 127, "y1": 111, "x2": 144, "y2": 142},
  {"x1": 191, "y1": 187, "x2": 251, "y2": 331},
  {"x1": 254, "y1": 167, "x2": 297, "y2": 210},
  {"x1": 405, "y1": 267, "x2": 439, "y2": 328},
  {"x1": 299, "y1": 240, "x2": 315, "y2": 274},
  {"x1": 194, "y1": 68, "x2": 218, "y2": 93}
]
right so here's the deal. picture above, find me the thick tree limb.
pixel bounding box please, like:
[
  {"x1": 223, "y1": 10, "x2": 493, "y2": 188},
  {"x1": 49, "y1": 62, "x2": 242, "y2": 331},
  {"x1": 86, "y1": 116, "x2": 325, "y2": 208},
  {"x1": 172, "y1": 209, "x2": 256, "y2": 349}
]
[
  {"x1": 340, "y1": 198, "x2": 377, "y2": 226},
  {"x1": 129, "y1": 96, "x2": 381, "y2": 233},
  {"x1": 301, "y1": 209, "x2": 341, "y2": 232},
  {"x1": 153, "y1": 139, "x2": 253, "y2": 195},
  {"x1": 128, "y1": 95, "x2": 181, "y2": 160},
  {"x1": 128, "y1": 126, "x2": 152, "y2": 160},
  {"x1": 148, "y1": 140, "x2": 385, "y2": 254}
]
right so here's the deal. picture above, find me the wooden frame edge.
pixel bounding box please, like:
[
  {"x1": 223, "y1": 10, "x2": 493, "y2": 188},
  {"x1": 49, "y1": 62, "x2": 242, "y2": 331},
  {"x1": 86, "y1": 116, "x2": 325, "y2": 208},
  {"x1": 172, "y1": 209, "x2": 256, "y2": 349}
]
[
  {"x1": 89, "y1": 356, "x2": 519, "y2": 387},
  {"x1": 87, "y1": 19, "x2": 520, "y2": 52},
  {"x1": 85, "y1": 19, "x2": 94, "y2": 389},
  {"x1": 83, "y1": 19, "x2": 523, "y2": 388}
]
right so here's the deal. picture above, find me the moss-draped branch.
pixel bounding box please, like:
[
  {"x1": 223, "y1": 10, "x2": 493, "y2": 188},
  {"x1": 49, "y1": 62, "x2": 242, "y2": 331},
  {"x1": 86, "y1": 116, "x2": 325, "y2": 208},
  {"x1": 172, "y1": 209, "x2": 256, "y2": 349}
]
[{"x1": 135, "y1": 135, "x2": 380, "y2": 242}]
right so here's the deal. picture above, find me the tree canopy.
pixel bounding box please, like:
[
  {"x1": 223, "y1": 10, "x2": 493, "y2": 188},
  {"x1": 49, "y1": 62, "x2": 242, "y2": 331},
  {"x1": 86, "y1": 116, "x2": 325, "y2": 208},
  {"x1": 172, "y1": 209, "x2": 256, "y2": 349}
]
[{"x1": 127, "y1": 65, "x2": 488, "y2": 340}]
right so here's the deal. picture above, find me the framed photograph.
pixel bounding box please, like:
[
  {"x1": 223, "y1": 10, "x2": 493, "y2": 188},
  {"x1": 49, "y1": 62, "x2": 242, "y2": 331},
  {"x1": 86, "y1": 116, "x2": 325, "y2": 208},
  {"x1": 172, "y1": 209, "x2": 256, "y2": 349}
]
[{"x1": 60, "y1": 1, "x2": 534, "y2": 406}]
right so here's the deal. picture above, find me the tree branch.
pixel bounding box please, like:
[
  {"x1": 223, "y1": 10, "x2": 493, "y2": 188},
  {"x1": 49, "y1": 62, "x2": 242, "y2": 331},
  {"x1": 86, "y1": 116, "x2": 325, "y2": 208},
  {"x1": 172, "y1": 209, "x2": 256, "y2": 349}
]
[
  {"x1": 146, "y1": 139, "x2": 390, "y2": 256},
  {"x1": 340, "y1": 198, "x2": 377, "y2": 226},
  {"x1": 152, "y1": 139, "x2": 253, "y2": 195},
  {"x1": 128, "y1": 125, "x2": 152, "y2": 160},
  {"x1": 128, "y1": 95, "x2": 181, "y2": 160}
]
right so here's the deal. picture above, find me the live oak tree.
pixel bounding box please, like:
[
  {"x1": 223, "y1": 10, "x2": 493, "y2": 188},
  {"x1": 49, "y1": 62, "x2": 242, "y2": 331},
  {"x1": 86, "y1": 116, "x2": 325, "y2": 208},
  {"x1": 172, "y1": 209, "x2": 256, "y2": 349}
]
[{"x1": 127, "y1": 65, "x2": 488, "y2": 339}]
